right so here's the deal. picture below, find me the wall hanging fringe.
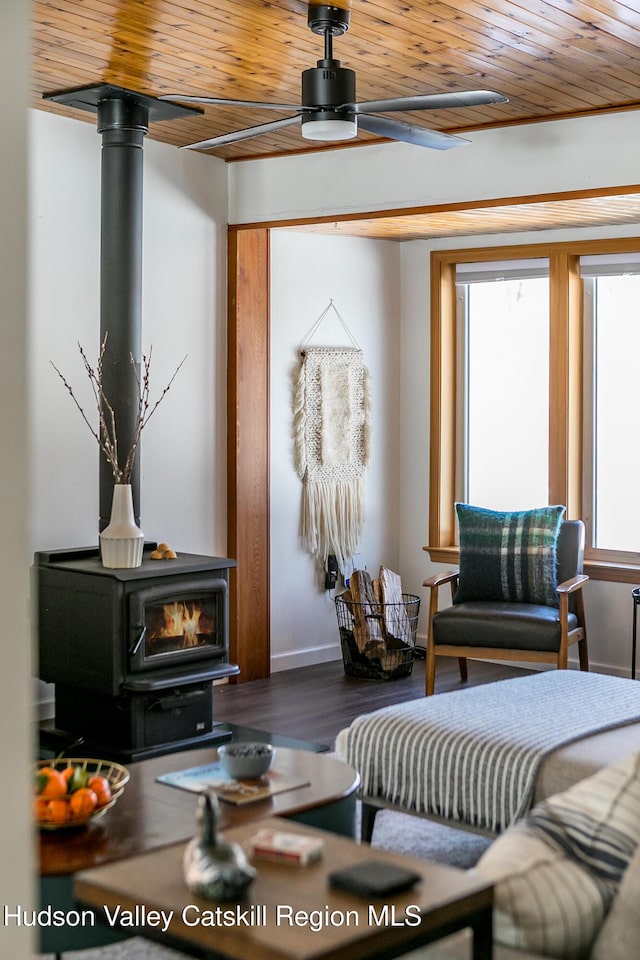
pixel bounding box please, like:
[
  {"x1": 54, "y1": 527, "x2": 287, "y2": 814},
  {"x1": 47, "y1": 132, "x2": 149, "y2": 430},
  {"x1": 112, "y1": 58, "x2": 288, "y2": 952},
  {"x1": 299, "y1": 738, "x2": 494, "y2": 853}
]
[{"x1": 293, "y1": 317, "x2": 371, "y2": 570}]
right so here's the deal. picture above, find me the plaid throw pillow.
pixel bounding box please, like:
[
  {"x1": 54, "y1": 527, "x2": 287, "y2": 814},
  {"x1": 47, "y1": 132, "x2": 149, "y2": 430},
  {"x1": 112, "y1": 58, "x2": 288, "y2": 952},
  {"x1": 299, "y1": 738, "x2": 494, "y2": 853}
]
[{"x1": 454, "y1": 503, "x2": 565, "y2": 607}]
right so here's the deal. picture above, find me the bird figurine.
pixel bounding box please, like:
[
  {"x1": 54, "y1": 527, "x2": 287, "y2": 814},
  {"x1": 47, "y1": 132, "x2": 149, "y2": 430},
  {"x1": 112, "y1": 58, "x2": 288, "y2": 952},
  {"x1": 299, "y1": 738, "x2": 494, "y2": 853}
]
[{"x1": 183, "y1": 790, "x2": 256, "y2": 901}]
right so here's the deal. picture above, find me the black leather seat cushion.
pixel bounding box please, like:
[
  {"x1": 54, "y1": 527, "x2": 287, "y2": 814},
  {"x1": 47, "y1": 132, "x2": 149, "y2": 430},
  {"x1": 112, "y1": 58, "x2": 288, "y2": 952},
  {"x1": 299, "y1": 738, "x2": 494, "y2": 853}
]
[{"x1": 433, "y1": 601, "x2": 579, "y2": 652}]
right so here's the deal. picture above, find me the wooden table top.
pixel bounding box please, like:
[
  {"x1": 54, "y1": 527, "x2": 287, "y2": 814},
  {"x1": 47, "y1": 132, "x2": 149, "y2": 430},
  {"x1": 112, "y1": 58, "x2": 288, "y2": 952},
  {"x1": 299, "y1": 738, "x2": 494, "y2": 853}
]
[
  {"x1": 40, "y1": 747, "x2": 359, "y2": 878},
  {"x1": 75, "y1": 816, "x2": 493, "y2": 960}
]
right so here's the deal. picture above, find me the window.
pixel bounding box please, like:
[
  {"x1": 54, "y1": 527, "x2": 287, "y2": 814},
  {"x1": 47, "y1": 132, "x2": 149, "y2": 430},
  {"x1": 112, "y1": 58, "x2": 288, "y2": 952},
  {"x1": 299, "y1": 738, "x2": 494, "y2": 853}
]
[
  {"x1": 456, "y1": 263, "x2": 549, "y2": 510},
  {"x1": 428, "y1": 240, "x2": 640, "y2": 581},
  {"x1": 582, "y1": 259, "x2": 640, "y2": 562}
]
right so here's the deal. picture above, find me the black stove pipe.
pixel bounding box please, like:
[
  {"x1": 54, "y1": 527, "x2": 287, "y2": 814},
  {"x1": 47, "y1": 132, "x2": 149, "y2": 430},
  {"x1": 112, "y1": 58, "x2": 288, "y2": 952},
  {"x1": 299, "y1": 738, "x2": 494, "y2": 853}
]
[
  {"x1": 42, "y1": 84, "x2": 200, "y2": 534},
  {"x1": 97, "y1": 97, "x2": 149, "y2": 530}
]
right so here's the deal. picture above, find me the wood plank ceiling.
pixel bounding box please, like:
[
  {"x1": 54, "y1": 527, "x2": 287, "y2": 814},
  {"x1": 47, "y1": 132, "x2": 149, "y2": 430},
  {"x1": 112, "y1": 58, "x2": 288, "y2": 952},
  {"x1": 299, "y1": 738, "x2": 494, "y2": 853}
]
[
  {"x1": 280, "y1": 189, "x2": 640, "y2": 240},
  {"x1": 32, "y1": 0, "x2": 640, "y2": 165},
  {"x1": 32, "y1": 0, "x2": 640, "y2": 240}
]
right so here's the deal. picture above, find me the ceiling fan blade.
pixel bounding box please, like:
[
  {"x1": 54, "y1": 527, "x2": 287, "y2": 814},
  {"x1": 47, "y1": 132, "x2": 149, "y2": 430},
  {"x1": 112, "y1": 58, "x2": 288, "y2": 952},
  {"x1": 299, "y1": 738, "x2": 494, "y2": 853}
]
[
  {"x1": 181, "y1": 115, "x2": 302, "y2": 151},
  {"x1": 350, "y1": 90, "x2": 508, "y2": 114},
  {"x1": 357, "y1": 114, "x2": 469, "y2": 150},
  {"x1": 159, "y1": 94, "x2": 305, "y2": 112}
]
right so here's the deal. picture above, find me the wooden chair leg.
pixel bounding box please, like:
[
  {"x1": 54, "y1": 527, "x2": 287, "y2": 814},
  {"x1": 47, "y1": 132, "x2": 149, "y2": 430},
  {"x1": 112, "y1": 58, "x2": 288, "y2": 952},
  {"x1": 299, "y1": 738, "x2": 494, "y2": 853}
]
[
  {"x1": 425, "y1": 586, "x2": 439, "y2": 696},
  {"x1": 558, "y1": 594, "x2": 569, "y2": 669},
  {"x1": 458, "y1": 657, "x2": 468, "y2": 682},
  {"x1": 578, "y1": 636, "x2": 589, "y2": 671},
  {"x1": 575, "y1": 592, "x2": 589, "y2": 671},
  {"x1": 425, "y1": 644, "x2": 436, "y2": 696}
]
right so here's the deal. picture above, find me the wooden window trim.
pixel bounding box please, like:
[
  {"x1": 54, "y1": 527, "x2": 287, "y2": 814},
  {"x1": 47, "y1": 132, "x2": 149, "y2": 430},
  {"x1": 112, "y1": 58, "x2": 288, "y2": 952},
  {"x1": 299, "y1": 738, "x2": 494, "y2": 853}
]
[
  {"x1": 424, "y1": 548, "x2": 640, "y2": 585},
  {"x1": 426, "y1": 236, "x2": 640, "y2": 584}
]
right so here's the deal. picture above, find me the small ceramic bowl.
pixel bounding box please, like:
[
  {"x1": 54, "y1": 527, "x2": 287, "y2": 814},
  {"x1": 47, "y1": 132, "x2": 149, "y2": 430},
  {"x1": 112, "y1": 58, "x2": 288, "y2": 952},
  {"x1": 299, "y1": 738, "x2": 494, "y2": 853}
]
[{"x1": 217, "y1": 742, "x2": 275, "y2": 780}]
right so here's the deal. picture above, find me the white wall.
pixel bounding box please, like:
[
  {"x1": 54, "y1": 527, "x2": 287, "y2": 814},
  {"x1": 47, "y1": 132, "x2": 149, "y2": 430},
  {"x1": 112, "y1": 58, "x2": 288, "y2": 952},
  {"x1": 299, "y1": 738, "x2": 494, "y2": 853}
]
[
  {"x1": 29, "y1": 109, "x2": 229, "y2": 715},
  {"x1": 229, "y1": 110, "x2": 640, "y2": 223},
  {"x1": 1, "y1": 1, "x2": 34, "y2": 955},
  {"x1": 269, "y1": 230, "x2": 402, "y2": 669},
  {"x1": 30, "y1": 109, "x2": 228, "y2": 555}
]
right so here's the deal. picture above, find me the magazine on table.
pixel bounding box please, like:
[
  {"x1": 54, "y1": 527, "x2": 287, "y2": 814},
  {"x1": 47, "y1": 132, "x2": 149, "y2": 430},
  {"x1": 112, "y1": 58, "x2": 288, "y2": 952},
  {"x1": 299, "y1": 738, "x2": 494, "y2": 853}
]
[{"x1": 156, "y1": 761, "x2": 309, "y2": 805}]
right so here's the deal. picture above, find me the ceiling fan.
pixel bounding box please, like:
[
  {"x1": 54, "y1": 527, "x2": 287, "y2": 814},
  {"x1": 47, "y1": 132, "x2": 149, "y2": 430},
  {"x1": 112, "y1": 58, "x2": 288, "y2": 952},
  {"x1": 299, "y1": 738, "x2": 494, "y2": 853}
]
[{"x1": 160, "y1": 1, "x2": 508, "y2": 152}]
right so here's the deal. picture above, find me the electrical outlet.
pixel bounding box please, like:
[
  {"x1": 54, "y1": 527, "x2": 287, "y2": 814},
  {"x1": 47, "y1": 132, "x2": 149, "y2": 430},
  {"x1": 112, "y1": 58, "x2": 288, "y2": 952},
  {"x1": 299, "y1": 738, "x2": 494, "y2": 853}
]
[
  {"x1": 324, "y1": 554, "x2": 339, "y2": 590},
  {"x1": 343, "y1": 553, "x2": 362, "y2": 589}
]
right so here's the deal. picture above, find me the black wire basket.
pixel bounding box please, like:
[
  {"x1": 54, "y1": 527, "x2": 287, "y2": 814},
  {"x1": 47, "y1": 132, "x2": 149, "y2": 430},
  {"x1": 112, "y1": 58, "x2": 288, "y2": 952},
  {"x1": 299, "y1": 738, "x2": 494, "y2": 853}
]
[{"x1": 335, "y1": 592, "x2": 420, "y2": 680}]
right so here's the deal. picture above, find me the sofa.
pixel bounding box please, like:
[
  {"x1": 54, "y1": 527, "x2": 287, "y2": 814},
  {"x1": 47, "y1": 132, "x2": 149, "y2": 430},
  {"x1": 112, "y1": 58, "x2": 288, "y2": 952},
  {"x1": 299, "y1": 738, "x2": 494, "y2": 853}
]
[
  {"x1": 335, "y1": 673, "x2": 640, "y2": 960},
  {"x1": 407, "y1": 750, "x2": 640, "y2": 960}
]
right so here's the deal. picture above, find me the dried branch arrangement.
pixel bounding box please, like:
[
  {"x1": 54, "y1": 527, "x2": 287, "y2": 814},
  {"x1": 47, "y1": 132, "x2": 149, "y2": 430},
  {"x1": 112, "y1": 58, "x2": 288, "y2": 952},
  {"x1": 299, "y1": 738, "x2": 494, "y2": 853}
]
[{"x1": 51, "y1": 334, "x2": 186, "y2": 484}]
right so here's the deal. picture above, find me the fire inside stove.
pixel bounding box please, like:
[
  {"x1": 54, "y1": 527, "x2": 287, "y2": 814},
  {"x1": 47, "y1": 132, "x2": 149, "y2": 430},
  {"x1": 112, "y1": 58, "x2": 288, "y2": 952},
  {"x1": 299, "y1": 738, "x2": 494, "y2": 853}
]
[{"x1": 146, "y1": 597, "x2": 217, "y2": 657}]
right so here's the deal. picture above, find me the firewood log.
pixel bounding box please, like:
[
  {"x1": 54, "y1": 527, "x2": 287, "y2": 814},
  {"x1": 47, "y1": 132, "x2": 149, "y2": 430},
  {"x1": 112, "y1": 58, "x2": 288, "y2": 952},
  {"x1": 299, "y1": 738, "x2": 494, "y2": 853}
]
[
  {"x1": 349, "y1": 569, "x2": 385, "y2": 653},
  {"x1": 379, "y1": 566, "x2": 413, "y2": 644}
]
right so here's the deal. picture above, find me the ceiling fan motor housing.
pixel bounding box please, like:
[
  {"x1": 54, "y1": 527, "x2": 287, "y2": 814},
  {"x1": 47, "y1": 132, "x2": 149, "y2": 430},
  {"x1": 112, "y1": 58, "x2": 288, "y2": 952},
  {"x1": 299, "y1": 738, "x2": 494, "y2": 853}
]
[
  {"x1": 302, "y1": 60, "x2": 355, "y2": 110},
  {"x1": 301, "y1": 61, "x2": 356, "y2": 137}
]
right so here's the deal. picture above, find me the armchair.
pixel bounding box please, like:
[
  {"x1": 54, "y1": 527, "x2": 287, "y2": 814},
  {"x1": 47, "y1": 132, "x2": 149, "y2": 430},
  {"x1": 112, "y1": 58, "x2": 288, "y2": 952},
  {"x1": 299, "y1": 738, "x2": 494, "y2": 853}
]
[{"x1": 423, "y1": 519, "x2": 589, "y2": 696}]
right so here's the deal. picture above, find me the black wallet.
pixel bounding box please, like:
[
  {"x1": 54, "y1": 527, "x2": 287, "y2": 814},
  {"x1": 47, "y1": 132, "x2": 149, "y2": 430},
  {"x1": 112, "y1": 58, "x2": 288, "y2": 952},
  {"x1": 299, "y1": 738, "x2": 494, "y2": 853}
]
[{"x1": 328, "y1": 860, "x2": 422, "y2": 898}]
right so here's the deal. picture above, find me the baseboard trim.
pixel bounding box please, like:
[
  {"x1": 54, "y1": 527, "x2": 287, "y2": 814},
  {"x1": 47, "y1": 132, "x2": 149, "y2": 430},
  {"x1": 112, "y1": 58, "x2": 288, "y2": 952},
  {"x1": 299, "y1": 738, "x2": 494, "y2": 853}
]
[
  {"x1": 271, "y1": 643, "x2": 342, "y2": 673},
  {"x1": 453, "y1": 654, "x2": 629, "y2": 680}
]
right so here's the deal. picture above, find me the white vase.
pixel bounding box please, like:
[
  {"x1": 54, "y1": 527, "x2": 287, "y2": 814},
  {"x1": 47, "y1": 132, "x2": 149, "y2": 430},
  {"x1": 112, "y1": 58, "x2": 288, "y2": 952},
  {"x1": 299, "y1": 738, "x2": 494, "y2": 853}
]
[{"x1": 100, "y1": 484, "x2": 144, "y2": 569}]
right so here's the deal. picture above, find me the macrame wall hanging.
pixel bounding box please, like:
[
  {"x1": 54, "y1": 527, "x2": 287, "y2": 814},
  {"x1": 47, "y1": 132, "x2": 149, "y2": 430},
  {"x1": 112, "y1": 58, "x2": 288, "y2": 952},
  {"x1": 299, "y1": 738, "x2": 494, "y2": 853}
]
[{"x1": 293, "y1": 302, "x2": 372, "y2": 571}]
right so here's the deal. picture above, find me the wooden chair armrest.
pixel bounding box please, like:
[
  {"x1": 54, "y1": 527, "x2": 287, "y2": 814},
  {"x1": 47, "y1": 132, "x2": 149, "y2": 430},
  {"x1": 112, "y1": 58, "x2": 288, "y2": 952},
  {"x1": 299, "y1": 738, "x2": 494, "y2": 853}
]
[
  {"x1": 423, "y1": 569, "x2": 460, "y2": 590},
  {"x1": 556, "y1": 573, "x2": 589, "y2": 595}
]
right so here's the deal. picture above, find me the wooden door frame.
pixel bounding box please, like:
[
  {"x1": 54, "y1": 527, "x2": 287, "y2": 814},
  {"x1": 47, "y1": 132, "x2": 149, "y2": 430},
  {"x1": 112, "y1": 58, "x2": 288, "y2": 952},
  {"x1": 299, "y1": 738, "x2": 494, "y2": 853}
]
[{"x1": 227, "y1": 227, "x2": 271, "y2": 681}]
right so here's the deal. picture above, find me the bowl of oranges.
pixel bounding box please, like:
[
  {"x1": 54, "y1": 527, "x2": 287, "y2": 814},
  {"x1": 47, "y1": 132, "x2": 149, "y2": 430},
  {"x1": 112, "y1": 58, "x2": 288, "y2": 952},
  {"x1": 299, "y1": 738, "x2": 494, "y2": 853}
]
[{"x1": 34, "y1": 758, "x2": 130, "y2": 830}]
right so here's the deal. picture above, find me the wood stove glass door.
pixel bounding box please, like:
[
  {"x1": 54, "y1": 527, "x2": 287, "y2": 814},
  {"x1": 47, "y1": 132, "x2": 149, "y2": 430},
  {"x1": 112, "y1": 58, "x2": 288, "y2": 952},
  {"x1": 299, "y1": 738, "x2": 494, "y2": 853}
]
[{"x1": 128, "y1": 579, "x2": 228, "y2": 672}]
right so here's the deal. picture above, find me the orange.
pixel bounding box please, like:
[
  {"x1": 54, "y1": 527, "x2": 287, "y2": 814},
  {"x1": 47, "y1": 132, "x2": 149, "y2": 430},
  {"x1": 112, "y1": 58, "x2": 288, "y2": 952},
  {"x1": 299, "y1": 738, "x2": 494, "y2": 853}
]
[
  {"x1": 93, "y1": 788, "x2": 112, "y2": 808},
  {"x1": 94, "y1": 790, "x2": 111, "y2": 807},
  {"x1": 46, "y1": 799, "x2": 70, "y2": 824},
  {"x1": 88, "y1": 776, "x2": 112, "y2": 807},
  {"x1": 33, "y1": 797, "x2": 49, "y2": 822},
  {"x1": 38, "y1": 769, "x2": 68, "y2": 799},
  {"x1": 87, "y1": 774, "x2": 110, "y2": 794},
  {"x1": 69, "y1": 787, "x2": 98, "y2": 819}
]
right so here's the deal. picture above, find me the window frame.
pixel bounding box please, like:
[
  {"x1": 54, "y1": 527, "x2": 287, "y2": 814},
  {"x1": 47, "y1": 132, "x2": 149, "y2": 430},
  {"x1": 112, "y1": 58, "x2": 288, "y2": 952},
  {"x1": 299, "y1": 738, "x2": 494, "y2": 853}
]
[{"x1": 426, "y1": 236, "x2": 640, "y2": 583}]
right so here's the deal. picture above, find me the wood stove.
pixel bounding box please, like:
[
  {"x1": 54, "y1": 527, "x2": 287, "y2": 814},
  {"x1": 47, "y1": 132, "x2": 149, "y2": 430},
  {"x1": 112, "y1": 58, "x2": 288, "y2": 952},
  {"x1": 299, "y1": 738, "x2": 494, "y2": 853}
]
[{"x1": 35, "y1": 545, "x2": 239, "y2": 761}]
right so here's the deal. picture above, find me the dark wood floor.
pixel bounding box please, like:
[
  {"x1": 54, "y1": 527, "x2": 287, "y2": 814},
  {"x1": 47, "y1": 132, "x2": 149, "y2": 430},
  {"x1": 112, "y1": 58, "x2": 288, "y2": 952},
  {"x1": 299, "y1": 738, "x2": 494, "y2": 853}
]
[{"x1": 214, "y1": 657, "x2": 533, "y2": 748}]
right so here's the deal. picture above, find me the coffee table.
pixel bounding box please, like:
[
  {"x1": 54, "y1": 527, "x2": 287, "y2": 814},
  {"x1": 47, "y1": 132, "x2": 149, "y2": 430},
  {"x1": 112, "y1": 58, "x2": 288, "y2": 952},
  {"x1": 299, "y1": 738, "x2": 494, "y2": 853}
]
[
  {"x1": 74, "y1": 816, "x2": 493, "y2": 960},
  {"x1": 40, "y1": 747, "x2": 359, "y2": 956}
]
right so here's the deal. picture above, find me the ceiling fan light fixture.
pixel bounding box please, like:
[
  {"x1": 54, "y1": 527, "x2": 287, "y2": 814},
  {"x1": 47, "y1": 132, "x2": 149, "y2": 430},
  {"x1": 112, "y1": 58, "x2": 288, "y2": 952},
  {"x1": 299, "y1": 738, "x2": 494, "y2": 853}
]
[{"x1": 301, "y1": 116, "x2": 357, "y2": 141}]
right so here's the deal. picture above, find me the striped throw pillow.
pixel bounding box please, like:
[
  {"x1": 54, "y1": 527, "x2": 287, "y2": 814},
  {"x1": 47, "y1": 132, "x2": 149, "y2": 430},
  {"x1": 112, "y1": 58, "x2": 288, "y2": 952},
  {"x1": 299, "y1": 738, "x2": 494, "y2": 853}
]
[
  {"x1": 473, "y1": 751, "x2": 640, "y2": 959},
  {"x1": 590, "y1": 844, "x2": 640, "y2": 960},
  {"x1": 454, "y1": 503, "x2": 565, "y2": 607}
]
